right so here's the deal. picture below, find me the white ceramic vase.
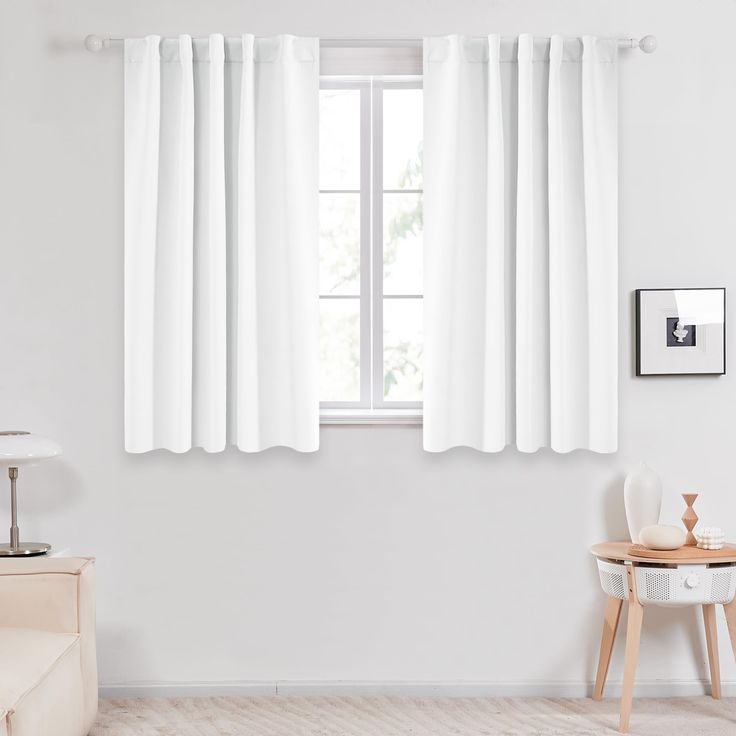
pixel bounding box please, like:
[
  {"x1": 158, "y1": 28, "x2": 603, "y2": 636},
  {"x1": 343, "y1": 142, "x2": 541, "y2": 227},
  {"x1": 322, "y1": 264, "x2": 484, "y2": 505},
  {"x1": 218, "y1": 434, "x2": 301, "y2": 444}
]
[{"x1": 623, "y1": 463, "x2": 662, "y2": 544}]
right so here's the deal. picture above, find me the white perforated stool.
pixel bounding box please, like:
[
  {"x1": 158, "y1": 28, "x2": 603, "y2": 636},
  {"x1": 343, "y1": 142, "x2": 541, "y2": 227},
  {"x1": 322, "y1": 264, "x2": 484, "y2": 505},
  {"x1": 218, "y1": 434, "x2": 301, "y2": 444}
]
[{"x1": 590, "y1": 542, "x2": 736, "y2": 733}]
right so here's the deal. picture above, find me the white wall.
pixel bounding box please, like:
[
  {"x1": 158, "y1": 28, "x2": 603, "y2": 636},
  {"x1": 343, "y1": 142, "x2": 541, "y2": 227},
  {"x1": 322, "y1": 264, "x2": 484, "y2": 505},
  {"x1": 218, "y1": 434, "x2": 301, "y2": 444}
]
[{"x1": 2, "y1": 0, "x2": 736, "y2": 696}]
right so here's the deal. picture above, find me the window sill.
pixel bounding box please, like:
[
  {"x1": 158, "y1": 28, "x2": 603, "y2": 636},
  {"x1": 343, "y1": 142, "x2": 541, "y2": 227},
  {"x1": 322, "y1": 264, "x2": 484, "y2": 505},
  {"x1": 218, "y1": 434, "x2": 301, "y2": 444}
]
[{"x1": 320, "y1": 408, "x2": 423, "y2": 426}]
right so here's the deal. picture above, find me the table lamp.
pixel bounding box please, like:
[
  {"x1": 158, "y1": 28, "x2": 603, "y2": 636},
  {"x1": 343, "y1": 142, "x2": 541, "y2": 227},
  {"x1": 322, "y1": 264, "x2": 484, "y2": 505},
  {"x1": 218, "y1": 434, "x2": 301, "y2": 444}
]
[{"x1": 0, "y1": 431, "x2": 62, "y2": 556}]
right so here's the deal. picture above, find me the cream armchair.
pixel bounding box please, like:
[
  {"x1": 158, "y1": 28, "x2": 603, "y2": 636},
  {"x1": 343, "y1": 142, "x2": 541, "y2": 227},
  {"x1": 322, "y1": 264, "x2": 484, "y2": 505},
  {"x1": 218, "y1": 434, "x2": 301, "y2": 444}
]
[{"x1": 0, "y1": 557, "x2": 97, "y2": 736}]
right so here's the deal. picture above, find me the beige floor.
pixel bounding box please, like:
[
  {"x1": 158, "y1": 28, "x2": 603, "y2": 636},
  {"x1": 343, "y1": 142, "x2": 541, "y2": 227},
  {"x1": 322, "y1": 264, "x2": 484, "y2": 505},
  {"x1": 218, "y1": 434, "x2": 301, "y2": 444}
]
[{"x1": 92, "y1": 696, "x2": 736, "y2": 735}]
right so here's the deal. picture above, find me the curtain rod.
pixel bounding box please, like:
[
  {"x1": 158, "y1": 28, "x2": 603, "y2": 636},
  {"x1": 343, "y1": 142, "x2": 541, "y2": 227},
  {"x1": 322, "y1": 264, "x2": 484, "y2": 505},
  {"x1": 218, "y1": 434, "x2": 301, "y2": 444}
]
[{"x1": 84, "y1": 34, "x2": 658, "y2": 53}]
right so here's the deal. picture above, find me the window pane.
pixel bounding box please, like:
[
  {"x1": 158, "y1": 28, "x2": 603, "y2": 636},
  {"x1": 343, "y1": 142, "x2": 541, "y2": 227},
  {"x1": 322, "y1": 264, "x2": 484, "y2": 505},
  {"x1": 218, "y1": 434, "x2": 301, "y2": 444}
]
[
  {"x1": 320, "y1": 89, "x2": 360, "y2": 190},
  {"x1": 383, "y1": 88, "x2": 423, "y2": 190},
  {"x1": 320, "y1": 298, "x2": 360, "y2": 402},
  {"x1": 320, "y1": 193, "x2": 360, "y2": 295},
  {"x1": 383, "y1": 298, "x2": 423, "y2": 401},
  {"x1": 383, "y1": 193, "x2": 422, "y2": 295}
]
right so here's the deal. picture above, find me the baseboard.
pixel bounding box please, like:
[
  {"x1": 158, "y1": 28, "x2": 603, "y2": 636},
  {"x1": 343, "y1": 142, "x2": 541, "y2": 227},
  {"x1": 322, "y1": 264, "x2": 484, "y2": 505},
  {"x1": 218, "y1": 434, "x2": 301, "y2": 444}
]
[
  {"x1": 99, "y1": 681, "x2": 277, "y2": 698},
  {"x1": 99, "y1": 679, "x2": 736, "y2": 699}
]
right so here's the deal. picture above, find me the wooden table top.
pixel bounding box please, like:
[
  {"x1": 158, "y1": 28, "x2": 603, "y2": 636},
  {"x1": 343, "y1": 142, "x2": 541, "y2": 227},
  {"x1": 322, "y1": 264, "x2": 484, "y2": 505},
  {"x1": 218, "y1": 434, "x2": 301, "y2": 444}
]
[{"x1": 590, "y1": 541, "x2": 736, "y2": 564}]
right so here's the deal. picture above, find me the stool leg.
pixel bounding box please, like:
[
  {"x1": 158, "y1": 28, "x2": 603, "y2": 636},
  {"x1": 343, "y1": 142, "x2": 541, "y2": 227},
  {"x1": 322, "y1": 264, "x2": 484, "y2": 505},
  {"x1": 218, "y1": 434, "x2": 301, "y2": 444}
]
[
  {"x1": 724, "y1": 599, "x2": 736, "y2": 661},
  {"x1": 702, "y1": 604, "x2": 721, "y2": 699},
  {"x1": 619, "y1": 566, "x2": 644, "y2": 734},
  {"x1": 593, "y1": 596, "x2": 623, "y2": 701}
]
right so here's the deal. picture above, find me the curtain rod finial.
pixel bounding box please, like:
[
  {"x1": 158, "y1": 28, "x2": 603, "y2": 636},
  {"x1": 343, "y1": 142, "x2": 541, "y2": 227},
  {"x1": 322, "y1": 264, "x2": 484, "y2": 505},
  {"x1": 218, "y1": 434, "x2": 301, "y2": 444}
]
[
  {"x1": 84, "y1": 34, "x2": 106, "y2": 52},
  {"x1": 639, "y1": 35, "x2": 657, "y2": 53}
]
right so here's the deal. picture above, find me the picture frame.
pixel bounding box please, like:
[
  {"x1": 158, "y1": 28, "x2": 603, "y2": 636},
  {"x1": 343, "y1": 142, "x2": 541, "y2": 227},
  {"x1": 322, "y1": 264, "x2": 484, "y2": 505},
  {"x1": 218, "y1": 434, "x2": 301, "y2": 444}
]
[{"x1": 635, "y1": 288, "x2": 726, "y2": 376}]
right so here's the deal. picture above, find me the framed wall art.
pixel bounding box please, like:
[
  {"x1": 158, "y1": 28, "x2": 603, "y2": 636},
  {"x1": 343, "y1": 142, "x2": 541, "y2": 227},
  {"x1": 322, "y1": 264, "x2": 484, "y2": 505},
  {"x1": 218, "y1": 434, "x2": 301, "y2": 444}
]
[{"x1": 635, "y1": 288, "x2": 726, "y2": 376}]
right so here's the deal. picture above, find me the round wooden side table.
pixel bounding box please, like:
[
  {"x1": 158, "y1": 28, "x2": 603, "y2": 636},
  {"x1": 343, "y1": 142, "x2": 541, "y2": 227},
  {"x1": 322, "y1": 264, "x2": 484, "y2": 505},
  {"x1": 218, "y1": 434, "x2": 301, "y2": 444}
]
[{"x1": 590, "y1": 541, "x2": 736, "y2": 733}]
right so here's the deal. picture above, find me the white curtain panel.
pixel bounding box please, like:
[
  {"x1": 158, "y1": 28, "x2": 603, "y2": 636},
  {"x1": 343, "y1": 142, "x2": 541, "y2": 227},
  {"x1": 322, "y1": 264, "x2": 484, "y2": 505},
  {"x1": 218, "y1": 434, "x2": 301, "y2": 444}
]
[
  {"x1": 125, "y1": 34, "x2": 319, "y2": 453},
  {"x1": 423, "y1": 34, "x2": 618, "y2": 453}
]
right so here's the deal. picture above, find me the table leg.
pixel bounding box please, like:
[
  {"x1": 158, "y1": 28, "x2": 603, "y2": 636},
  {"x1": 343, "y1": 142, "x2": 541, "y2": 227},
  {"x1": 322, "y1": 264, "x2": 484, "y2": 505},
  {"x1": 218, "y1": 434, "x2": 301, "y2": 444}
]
[
  {"x1": 724, "y1": 599, "x2": 736, "y2": 661},
  {"x1": 702, "y1": 604, "x2": 721, "y2": 699},
  {"x1": 593, "y1": 596, "x2": 623, "y2": 701},
  {"x1": 619, "y1": 566, "x2": 644, "y2": 734}
]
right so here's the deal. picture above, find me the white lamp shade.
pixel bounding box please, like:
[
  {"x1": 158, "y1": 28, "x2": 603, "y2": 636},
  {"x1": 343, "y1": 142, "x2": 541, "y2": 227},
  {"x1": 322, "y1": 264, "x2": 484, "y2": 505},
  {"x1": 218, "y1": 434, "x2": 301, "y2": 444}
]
[{"x1": 0, "y1": 432, "x2": 62, "y2": 467}]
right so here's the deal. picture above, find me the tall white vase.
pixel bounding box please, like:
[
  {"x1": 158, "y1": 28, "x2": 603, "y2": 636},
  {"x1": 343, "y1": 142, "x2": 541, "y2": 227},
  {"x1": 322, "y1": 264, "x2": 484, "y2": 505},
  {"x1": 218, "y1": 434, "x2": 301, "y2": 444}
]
[{"x1": 624, "y1": 463, "x2": 662, "y2": 544}]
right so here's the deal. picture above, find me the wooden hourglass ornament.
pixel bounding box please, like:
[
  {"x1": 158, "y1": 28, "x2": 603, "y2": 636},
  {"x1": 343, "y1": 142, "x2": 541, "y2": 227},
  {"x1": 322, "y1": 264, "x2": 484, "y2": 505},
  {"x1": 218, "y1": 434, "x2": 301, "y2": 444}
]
[{"x1": 681, "y1": 493, "x2": 699, "y2": 546}]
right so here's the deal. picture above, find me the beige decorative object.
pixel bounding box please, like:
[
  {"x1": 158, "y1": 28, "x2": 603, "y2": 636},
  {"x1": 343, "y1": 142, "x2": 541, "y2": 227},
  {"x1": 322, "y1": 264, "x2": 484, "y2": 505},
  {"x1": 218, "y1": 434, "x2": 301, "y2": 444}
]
[
  {"x1": 682, "y1": 493, "x2": 699, "y2": 546},
  {"x1": 623, "y1": 463, "x2": 662, "y2": 544},
  {"x1": 639, "y1": 524, "x2": 686, "y2": 551},
  {"x1": 697, "y1": 527, "x2": 726, "y2": 551}
]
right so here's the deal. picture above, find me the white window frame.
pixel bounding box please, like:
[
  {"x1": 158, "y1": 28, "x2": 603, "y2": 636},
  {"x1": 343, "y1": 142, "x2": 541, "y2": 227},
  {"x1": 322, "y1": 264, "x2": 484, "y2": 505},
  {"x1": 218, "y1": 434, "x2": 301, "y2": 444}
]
[{"x1": 319, "y1": 76, "x2": 423, "y2": 425}]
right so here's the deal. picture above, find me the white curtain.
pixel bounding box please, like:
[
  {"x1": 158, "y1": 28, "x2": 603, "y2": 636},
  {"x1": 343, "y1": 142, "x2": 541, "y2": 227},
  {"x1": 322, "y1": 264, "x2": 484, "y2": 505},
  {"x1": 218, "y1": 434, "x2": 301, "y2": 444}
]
[
  {"x1": 423, "y1": 34, "x2": 618, "y2": 453},
  {"x1": 125, "y1": 35, "x2": 319, "y2": 453}
]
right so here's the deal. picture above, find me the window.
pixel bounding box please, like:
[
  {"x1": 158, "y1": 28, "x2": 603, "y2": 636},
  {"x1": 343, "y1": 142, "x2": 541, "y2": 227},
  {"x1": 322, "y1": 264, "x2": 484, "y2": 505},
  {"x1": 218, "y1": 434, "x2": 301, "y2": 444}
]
[{"x1": 319, "y1": 78, "x2": 423, "y2": 423}]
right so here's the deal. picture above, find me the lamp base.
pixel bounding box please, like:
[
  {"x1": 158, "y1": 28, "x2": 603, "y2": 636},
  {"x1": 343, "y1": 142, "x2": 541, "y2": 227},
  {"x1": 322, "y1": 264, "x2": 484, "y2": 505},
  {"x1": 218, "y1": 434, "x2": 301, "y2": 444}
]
[{"x1": 0, "y1": 542, "x2": 51, "y2": 557}]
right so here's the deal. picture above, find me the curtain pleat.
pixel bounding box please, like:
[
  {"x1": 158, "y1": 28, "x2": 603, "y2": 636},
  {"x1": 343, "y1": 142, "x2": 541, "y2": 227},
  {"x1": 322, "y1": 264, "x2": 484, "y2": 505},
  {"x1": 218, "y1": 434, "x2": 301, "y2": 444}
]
[
  {"x1": 236, "y1": 35, "x2": 259, "y2": 448},
  {"x1": 423, "y1": 35, "x2": 490, "y2": 450},
  {"x1": 124, "y1": 36, "x2": 160, "y2": 453},
  {"x1": 582, "y1": 36, "x2": 619, "y2": 451},
  {"x1": 192, "y1": 33, "x2": 226, "y2": 452},
  {"x1": 423, "y1": 34, "x2": 618, "y2": 453},
  {"x1": 482, "y1": 34, "x2": 506, "y2": 451},
  {"x1": 515, "y1": 33, "x2": 552, "y2": 452},
  {"x1": 153, "y1": 35, "x2": 194, "y2": 453},
  {"x1": 235, "y1": 35, "x2": 320, "y2": 452},
  {"x1": 125, "y1": 34, "x2": 319, "y2": 453}
]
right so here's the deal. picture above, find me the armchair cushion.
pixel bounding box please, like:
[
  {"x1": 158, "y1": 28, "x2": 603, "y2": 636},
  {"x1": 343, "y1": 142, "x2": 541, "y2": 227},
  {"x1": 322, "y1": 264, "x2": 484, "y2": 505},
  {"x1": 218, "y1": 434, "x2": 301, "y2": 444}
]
[{"x1": 0, "y1": 629, "x2": 84, "y2": 736}]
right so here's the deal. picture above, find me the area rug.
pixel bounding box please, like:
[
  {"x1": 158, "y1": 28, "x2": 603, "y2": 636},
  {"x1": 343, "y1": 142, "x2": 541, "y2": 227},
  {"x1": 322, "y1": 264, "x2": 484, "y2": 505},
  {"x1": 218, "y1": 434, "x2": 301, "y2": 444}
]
[{"x1": 92, "y1": 695, "x2": 736, "y2": 735}]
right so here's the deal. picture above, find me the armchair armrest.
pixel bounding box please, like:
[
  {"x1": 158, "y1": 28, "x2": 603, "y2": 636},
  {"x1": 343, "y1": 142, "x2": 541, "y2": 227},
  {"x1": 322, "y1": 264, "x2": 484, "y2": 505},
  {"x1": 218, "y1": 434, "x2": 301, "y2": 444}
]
[
  {"x1": 0, "y1": 557, "x2": 98, "y2": 729},
  {"x1": 0, "y1": 557, "x2": 94, "y2": 633}
]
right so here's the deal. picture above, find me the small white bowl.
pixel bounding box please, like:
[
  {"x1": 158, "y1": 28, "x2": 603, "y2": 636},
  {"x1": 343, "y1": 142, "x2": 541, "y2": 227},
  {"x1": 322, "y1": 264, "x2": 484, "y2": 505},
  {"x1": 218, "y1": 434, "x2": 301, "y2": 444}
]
[{"x1": 639, "y1": 524, "x2": 686, "y2": 551}]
